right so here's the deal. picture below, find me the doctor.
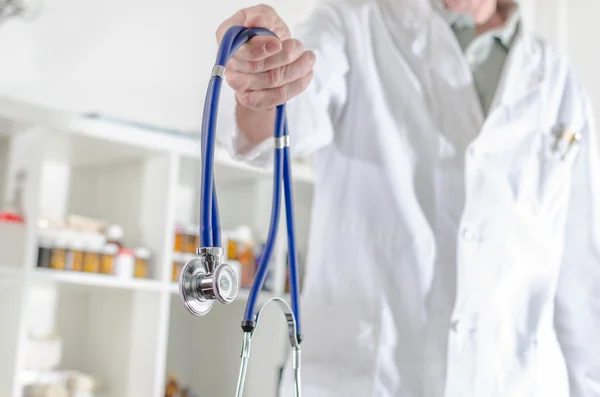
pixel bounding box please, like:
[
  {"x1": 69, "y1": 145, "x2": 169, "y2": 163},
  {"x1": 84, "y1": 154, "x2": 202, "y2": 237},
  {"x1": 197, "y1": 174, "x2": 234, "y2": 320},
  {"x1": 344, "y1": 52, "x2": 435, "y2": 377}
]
[{"x1": 216, "y1": 0, "x2": 600, "y2": 396}]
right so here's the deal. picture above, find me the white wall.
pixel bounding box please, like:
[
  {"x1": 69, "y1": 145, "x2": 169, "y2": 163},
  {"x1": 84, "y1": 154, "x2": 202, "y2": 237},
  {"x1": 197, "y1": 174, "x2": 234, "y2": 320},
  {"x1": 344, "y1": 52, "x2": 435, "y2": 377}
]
[
  {"x1": 0, "y1": 0, "x2": 318, "y2": 132},
  {"x1": 529, "y1": 0, "x2": 600, "y2": 134}
]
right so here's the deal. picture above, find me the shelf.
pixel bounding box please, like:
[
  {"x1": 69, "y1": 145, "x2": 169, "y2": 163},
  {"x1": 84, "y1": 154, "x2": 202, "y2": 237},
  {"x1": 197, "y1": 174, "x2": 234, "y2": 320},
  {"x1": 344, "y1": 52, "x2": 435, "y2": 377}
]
[
  {"x1": 32, "y1": 268, "x2": 164, "y2": 292},
  {"x1": 0, "y1": 96, "x2": 315, "y2": 183},
  {"x1": 0, "y1": 95, "x2": 312, "y2": 397},
  {"x1": 19, "y1": 282, "x2": 166, "y2": 397},
  {"x1": 66, "y1": 115, "x2": 315, "y2": 183}
]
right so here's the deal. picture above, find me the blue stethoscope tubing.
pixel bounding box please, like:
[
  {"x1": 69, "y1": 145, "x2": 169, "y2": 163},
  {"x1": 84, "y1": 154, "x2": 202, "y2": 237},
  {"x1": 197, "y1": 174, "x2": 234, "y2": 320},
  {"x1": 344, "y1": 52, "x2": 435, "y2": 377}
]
[{"x1": 199, "y1": 25, "x2": 302, "y2": 339}]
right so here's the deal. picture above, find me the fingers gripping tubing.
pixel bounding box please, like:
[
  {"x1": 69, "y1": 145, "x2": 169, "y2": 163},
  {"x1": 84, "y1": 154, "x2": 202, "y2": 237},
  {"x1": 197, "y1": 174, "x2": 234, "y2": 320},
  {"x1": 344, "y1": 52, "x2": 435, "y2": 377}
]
[{"x1": 199, "y1": 26, "x2": 302, "y2": 337}]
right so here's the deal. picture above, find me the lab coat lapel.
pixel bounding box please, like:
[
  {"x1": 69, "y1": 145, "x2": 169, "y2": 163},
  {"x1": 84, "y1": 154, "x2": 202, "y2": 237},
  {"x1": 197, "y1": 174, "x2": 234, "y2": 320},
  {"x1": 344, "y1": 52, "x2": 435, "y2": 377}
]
[
  {"x1": 424, "y1": 17, "x2": 486, "y2": 155},
  {"x1": 476, "y1": 32, "x2": 546, "y2": 148},
  {"x1": 489, "y1": 33, "x2": 544, "y2": 116},
  {"x1": 380, "y1": 0, "x2": 485, "y2": 150}
]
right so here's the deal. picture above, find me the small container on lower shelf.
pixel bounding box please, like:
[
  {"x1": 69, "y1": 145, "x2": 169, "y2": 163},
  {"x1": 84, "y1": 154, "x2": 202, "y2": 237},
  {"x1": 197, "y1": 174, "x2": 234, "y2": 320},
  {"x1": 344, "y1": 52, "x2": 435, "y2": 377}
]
[
  {"x1": 67, "y1": 240, "x2": 85, "y2": 272},
  {"x1": 37, "y1": 237, "x2": 54, "y2": 269},
  {"x1": 82, "y1": 243, "x2": 101, "y2": 274},
  {"x1": 99, "y1": 244, "x2": 118, "y2": 275},
  {"x1": 184, "y1": 225, "x2": 199, "y2": 254},
  {"x1": 50, "y1": 239, "x2": 67, "y2": 271},
  {"x1": 171, "y1": 253, "x2": 187, "y2": 283},
  {"x1": 134, "y1": 248, "x2": 151, "y2": 279},
  {"x1": 173, "y1": 225, "x2": 184, "y2": 253},
  {"x1": 115, "y1": 249, "x2": 135, "y2": 279}
]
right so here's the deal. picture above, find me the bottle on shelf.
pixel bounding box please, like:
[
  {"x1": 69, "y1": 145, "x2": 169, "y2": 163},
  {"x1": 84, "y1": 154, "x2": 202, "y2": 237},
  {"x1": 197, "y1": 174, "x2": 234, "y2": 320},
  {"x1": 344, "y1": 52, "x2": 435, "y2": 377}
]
[
  {"x1": 184, "y1": 224, "x2": 198, "y2": 254},
  {"x1": 225, "y1": 235, "x2": 242, "y2": 290},
  {"x1": 100, "y1": 244, "x2": 119, "y2": 275},
  {"x1": 236, "y1": 226, "x2": 256, "y2": 289},
  {"x1": 173, "y1": 224, "x2": 184, "y2": 253},
  {"x1": 36, "y1": 235, "x2": 54, "y2": 268},
  {"x1": 68, "y1": 238, "x2": 85, "y2": 272},
  {"x1": 115, "y1": 249, "x2": 135, "y2": 279},
  {"x1": 82, "y1": 242, "x2": 101, "y2": 273},
  {"x1": 105, "y1": 224, "x2": 124, "y2": 248},
  {"x1": 134, "y1": 248, "x2": 151, "y2": 279},
  {"x1": 172, "y1": 253, "x2": 186, "y2": 282},
  {"x1": 239, "y1": 243, "x2": 256, "y2": 288},
  {"x1": 49, "y1": 235, "x2": 68, "y2": 271},
  {"x1": 165, "y1": 374, "x2": 181, "y2": 397}
]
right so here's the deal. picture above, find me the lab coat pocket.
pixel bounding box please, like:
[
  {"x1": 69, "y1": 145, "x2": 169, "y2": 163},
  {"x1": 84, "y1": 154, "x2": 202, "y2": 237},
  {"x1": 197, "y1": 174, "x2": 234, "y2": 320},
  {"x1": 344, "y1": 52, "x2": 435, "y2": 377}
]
[{"x1": 535, "y1": 132, "x2": 580, "y2": 213}]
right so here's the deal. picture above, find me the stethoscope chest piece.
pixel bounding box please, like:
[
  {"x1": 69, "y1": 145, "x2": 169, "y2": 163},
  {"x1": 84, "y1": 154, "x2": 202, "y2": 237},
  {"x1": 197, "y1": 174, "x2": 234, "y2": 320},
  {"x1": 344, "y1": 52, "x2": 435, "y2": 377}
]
[{"x1": 179, "y1": 247, "x2": 239, "y2": 316}]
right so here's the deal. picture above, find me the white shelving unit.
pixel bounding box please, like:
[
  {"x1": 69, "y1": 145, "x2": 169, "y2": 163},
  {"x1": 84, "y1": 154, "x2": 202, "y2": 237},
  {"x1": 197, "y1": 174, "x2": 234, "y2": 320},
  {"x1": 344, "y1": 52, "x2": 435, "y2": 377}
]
[{"x1": 0, "y1": 96, "x2": 314, "y2": 397}]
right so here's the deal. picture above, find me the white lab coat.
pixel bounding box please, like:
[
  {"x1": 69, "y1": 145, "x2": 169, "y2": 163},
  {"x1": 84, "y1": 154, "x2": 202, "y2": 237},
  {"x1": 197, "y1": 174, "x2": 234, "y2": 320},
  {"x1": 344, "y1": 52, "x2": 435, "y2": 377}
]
[{"x1": 218, "y1": 0, "x2": 600, "y2": 396}]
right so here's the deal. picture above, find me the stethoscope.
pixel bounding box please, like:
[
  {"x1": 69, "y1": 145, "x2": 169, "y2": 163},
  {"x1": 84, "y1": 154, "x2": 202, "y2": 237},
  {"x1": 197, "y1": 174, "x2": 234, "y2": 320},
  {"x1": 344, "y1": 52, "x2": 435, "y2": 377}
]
[{"x1": 178, "y1": 25, "x2": 302, "y2": 397}]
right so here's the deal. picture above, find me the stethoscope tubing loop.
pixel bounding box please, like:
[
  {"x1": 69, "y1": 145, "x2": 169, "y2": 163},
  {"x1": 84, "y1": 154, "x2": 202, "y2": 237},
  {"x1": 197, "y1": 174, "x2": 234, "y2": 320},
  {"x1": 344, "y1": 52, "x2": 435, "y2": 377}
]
[{"x1": 199, "y1": 25, "x2": 303, "y2": 336}]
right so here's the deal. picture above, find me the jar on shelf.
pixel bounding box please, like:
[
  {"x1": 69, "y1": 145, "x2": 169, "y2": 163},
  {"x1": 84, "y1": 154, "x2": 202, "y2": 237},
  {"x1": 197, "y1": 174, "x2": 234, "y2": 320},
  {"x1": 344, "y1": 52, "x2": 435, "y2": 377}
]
[
  {"x1": 165, "y1": 374, "x2": 181, "y2": 397},
  {"x1": 115, "y1": 249, "x2": 135, "y2": 279},
  {"x1": 68, "y1": 239, "x2": 85, "y2": 272},
  {"x1": 66, "y1": 373, "x2": 98, "y2": 397},
  {"x1": 239, "y1": 243, "x2": 256, "y2": 289},
  {"x1": 49, "y1": 236, "x2": 68, "y2": 271},
  {"x1": 100, "y1": 244, "x2": 119, "y2": 275},
  {"x1": 184, "y1": 225, "x2": 198, "y2": 254},
  {"x1": 134, "y1": 248, "x2": 151, "y2": 279},
  {"x1": 83, "y1": 243, "x2": 101, "y2": 273},
  {"x1": 171, "y1": 253, "x2": 186, "y2": 282},
  {"x1": 36, "y1": 236, "x2": 54, "y2": 268},
  {"x1": 225, "y1": 237, "x2": 242, "y2": 290},
  {"x1": 173, "y1": 224, "x2": 184, "y2": 252}
]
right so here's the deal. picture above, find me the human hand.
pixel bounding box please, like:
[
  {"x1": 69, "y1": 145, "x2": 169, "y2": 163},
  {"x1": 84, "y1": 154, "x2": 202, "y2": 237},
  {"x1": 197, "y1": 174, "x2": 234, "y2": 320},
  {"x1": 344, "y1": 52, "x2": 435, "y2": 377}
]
[{"x1": 217, "y1": 4, "x2": 316, "y2": 110}]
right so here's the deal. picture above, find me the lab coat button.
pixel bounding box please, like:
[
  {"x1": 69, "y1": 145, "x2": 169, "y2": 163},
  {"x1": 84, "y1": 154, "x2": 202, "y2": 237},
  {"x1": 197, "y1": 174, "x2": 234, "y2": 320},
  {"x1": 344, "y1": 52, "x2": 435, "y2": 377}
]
[
  {"x1": 468, "y1": 146, "x2": 483, "y2": 157},
  {"x1": 467, "y1": 54, "x2": 477, "y2": 66},
  {"x1": 450, "y1": 319, "x2": 460, "y2": 332},
  {"x1": 461, "y1": 228, "x2": 481, "y2": 242}
]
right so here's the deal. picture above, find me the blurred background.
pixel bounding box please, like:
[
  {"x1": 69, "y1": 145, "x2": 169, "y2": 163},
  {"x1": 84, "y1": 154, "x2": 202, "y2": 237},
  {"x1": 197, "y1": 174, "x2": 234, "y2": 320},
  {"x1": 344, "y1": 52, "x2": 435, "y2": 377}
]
[{"x1": 0, "y1": 1, "x2": 598, "y2": 397}]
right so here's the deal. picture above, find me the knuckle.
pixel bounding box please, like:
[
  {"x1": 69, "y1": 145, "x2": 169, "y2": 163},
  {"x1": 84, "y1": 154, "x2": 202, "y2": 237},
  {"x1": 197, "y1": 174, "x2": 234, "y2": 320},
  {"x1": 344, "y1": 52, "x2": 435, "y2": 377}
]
[
  {"x1": 225, "y1": 73, "x2": 237, "y2": 88},
  {"x1": 247, "y1": 59, "x2": 264, "y2": 73},
  {"x1": 228, "y1": 75, "x2": 247, "y2": 91},
  {"x1": 283, "y1": 44, "x2": 296, "y2": 63},
  {"x1": 250, "y1": 44, "x2": 264, "y2": 57},
  {"x1": 258, "y1": 3, "x2": 275, "y2": 14},
  {"x1": 265, "y1": 68, "x2": 281, "y2": 87},
  {"x1": 272, "y1": 86, "x2": 287, "y2": 104},
  {"x1": 238, "y1": 91, "x2": 256, "y2": 108},
  {"x1": 300, "y1": 52, "x2": 313, "y2": 69}
]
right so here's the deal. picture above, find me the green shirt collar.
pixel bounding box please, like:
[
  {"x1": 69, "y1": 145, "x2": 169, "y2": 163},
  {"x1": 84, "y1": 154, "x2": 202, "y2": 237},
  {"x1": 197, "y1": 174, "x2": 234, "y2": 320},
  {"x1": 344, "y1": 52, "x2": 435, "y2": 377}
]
[{"x1": 430, "y1": 1, "x2": 521, "y2": 48}]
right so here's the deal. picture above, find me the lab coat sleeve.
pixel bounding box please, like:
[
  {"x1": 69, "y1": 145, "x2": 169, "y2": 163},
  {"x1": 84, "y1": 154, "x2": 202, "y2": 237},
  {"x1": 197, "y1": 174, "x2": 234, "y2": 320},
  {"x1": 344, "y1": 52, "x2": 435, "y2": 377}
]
[
  {"x1": 216, "y1": 2, "x2": 350, "y2": 168},
  {"x1": 554, "y1": 79, "x2": 600, "y2": 397}
]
